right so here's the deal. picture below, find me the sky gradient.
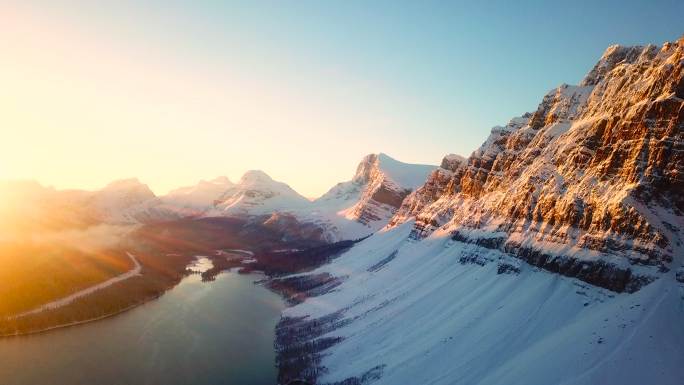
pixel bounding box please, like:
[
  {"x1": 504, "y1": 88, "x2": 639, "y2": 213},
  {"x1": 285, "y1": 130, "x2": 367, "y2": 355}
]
[{"x1": 1, "y1": 1, "x2": 683, "y2": 197}]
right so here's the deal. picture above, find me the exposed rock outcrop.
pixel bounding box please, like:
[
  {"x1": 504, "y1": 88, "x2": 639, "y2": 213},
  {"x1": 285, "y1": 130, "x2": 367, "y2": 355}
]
[{"x1": 389, "y1": 37, "x2": 684, "y2": 292}]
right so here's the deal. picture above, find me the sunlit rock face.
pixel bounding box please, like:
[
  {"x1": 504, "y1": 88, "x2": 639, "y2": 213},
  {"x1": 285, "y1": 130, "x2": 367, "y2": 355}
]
[{"x1": 390, "y1": 37, "x2": 684, "y2": 292}]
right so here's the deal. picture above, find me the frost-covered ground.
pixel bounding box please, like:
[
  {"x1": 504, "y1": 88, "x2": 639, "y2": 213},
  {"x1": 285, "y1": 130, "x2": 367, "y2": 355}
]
[{"x1": 285, "y1": 222, "x2": 684, "y2": 385}]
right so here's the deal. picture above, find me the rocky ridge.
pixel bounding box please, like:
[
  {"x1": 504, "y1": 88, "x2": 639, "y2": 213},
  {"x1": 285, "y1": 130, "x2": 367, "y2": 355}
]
[
  {"x1": 277, "y1": 38, "x2": 684, "y2": 385},
  {"x1": 389, "y1": 37, "x2": 684, "y2": 292}
]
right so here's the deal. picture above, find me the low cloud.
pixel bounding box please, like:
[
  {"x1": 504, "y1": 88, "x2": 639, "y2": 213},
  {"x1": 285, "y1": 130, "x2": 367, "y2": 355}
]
[{"x1": 1, "y1": 224, "x2": 137, "y2": 253}]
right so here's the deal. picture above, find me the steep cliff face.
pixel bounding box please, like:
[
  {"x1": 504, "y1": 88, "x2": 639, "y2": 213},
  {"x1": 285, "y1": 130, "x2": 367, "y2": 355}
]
[{"x1": 389, "y1": 38, "x2": 684, "y2": 292}]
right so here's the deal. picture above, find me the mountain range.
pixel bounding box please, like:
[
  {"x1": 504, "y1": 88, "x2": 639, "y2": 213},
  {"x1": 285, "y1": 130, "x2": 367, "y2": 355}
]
[
  {"x1": 0, "y1": 153, "x2": 437, "y2": 242},
  {"x1": 2, "y1": 36, "x2": 683, "y2": 385}
]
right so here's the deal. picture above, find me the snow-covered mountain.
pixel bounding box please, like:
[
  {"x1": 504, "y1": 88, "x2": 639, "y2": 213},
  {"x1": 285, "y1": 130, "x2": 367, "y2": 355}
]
[
  {"x1": 127, "y1": 171, "x2": 310, "y2": 223},
  {"x1": 276, "y1": 37, "x2": 684, "y2": 384},
  {"x1": 0, "y1": 179, "x2": 169, "y2": 250},
  {"x1": 319, "y1": 153, "x2": 436, "y2": 227},
  {"x1": 206, "y1": 170, "x2": 312, "y2": 217},
  {"x1": 0, "y1": 178, "x2": 159, "y2": 228},
  {"x1": 101, "y1": 171, "x2": 311, "y2": 225},
  {"x1": 170, "y1": 154, "x2": 437, "y2": 242},
  {"x1": 163, "y1": 176, "x2": 234, "y2": 210},
  {"x1": 1, "y1": 154, "x2": 436, "y2": 238},
  {"x1": 292, "y1": 153, "x2": 437, "y2": 241},
  {"x1": 83, "y1": 178, "x2": 158, "y2": 224}
]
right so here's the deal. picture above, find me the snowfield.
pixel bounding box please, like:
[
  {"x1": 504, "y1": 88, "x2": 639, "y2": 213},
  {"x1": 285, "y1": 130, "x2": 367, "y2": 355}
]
[{"x1": 284, "y1": 222, "x2": 684, "y2": 385}]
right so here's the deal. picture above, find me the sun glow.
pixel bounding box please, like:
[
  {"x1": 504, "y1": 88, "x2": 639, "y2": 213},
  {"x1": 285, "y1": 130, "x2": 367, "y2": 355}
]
[{"x1": 0, "y1": 3, "x2": 415, "y2": 197}]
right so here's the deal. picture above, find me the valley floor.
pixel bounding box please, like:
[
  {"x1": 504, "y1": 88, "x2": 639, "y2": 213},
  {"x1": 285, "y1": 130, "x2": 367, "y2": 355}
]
[{"x1": 11, "y1": 252, "x2": 142, "y2": 319}]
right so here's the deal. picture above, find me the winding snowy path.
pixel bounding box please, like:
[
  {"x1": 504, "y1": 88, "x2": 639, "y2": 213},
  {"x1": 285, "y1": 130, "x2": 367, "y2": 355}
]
[{"x1": 12, "y1": 252, "x2": 142, "y2": 319}]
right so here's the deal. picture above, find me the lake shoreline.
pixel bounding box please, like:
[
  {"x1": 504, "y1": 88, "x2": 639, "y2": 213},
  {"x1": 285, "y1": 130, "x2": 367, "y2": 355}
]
[
  {"x1": 0, "y1": 263, "x2": 285, "y2": 385},
  {"x1": 0, "y1": 285, "x2": 172, "y2": 338},
  {"x1": 1, "y1": 239, "x2": 358, "y2": 385},
  {"x1": 0, "y1": 248, "x2": 273, "y2": 339}
]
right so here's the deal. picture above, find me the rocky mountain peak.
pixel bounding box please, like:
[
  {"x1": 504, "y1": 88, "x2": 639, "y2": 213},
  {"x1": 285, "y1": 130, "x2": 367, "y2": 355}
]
[
  {"x1": 351, "y1": 153, "x2": 436, "y2": 188},
  {"x1": 339, "y1": 153, "x2": 437, "y2": 229},
  {"x1": 440, "y1": 153, "x2": 467, "y2": 171},
  {"x1": 580, "y1": 44, "x2": 654, "y2": 86},
  {"x1": 388, "y1": 37, "x2": 684, "y2": 293},
  {"x1": 351, "y1": 154, "x2": 379, "y2": 185}
]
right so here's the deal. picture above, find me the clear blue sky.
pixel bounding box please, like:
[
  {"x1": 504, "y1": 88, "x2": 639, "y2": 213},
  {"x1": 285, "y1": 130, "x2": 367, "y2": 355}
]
[{"x1": 2, "y1": 0, "x2": 683, "y2": 196}]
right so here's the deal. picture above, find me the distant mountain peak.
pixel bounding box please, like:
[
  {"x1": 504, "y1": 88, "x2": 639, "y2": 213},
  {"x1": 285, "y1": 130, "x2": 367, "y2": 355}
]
[
  {"x1": 208, "y1": 176, "x2": 232, "y2": 185},
  {"x1": 102, "y1": 178, "x2": 148, "y2": 191},
  {"x1": 314, "y1": 152, "x2": 438, "y2": 234},
  {"x1": 239, "y1": 170, "x2": 274, "y2": 185},
  {"x1": 352, "y1": 153, "x2": 436, "y2": 189}
]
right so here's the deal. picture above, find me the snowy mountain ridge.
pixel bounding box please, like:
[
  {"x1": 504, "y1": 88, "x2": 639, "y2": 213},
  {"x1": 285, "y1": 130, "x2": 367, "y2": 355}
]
[
  {"x1": 275, "y1": 36, "x2": 684, "y2": 385},
  {"x1": 0, "y1": 154, "x2": 437, "y2": 241},
  {"x1": 206, "y1": 170, "x2": 312, "y2": 217},
  {"x1": 307, "y1": 153, "x2": 437, "y2": 240},
  {"x1": 388, "y1": 38, "x2": 684, "y2": 293}
]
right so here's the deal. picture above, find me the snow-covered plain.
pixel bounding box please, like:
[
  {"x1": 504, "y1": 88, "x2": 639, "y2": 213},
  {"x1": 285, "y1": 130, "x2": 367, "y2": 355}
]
[{"x1": 284, "y1": 222, "x2": 684, "y2": 385}]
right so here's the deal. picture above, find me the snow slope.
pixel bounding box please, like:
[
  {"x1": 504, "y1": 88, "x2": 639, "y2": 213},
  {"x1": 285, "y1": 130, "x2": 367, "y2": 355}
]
[
  {"x1": 369, "y1": 153, "x2": 436, "y2": 189},
  {"x1": 282, "y1": 223, "x2": 684, "y2": 385}
]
